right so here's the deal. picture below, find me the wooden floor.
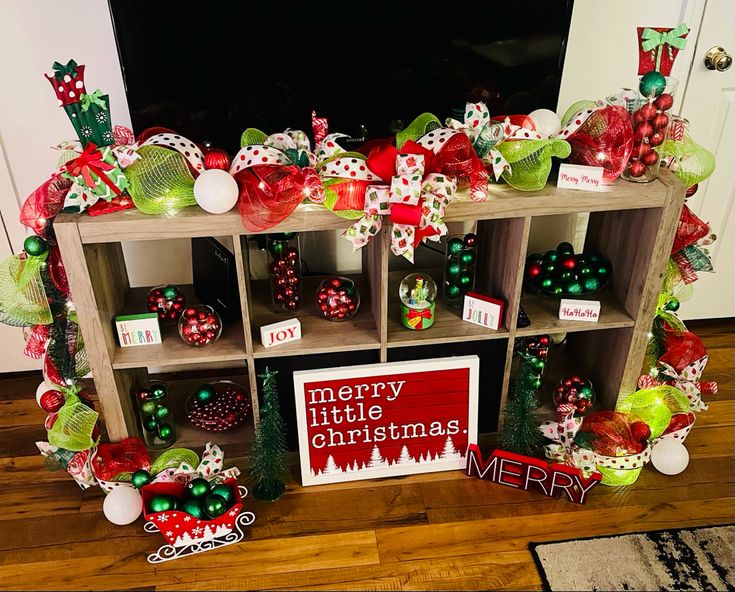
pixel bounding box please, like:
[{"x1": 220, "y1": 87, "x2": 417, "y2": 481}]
[{"x1": 0, "y1": 320, "x2": 732, "y2": 591}]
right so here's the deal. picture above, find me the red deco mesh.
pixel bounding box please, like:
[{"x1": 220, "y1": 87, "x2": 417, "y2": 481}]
[
  {"x1": 577, "y1": 411, "x2": 648, "y2": 456},
  {"x1": 20, "y1": 175, "x2": 72, "y2": 236}
]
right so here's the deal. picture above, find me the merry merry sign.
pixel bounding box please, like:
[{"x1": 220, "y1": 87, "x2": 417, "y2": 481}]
[
  {"x1": 293, "y1": 356, "x2": 479, "y2": 485},
  {"x1": 465, "y1": 445, "x2": 601, "y2": 504}
]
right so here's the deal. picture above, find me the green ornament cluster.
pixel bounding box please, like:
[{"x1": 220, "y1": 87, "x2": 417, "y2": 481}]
[
  {"x1": 443, "y1": 233, "x2": 477, "y2": 305},
  {"x1": 135, "y1": 383, "x2": 175, "y2": 445},
  {"x1": 143, "y1": 476, "x2": 236, "y2": 519},
  {"x1": 524, "y1": 242, "x2": 612, "y2": 297}
]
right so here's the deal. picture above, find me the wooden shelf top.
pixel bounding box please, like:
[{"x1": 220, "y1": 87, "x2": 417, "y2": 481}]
[
  {"x1": 57, "y1": 176, "x2": 672, "y2": 244},
  {"x1": 250, "y1": 275, "x2": 381, "y2": 358},
  {"x1": 517, "y1": 288, "x2": 635, "y2": 337}
]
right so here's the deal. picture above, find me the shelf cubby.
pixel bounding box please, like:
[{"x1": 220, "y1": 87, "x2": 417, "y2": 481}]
[{"x1": 54, "y1": 171, "x2": 685, "y2": 450}]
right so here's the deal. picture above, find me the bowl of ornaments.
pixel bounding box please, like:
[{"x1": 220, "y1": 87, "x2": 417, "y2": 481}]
[
  {"x1": 186, "y1": 382, "x2": 251, "y2": 432},
  {"x1": 315, "y1": 276, "x2": 360, "y2": 322},
  {"x1": 178, "y1": 304, "x2": 223, "y2": 347},
  {"x1": 524, "y1": 242, "x2": 612, "y2": 298}
]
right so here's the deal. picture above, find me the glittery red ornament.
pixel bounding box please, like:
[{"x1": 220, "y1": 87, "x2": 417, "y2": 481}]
[
  {"x1": 638, "y1": 103, "x2": 658, "y2": 120},
  {"x1": 642, "y1": 151, "x2": 659, "y2": 166},
  {"x1": 649, "y1": 131, "x2": 665, "y2": 147},
  {"x1": 628, "y1": 161, "x2": 646, "y2": 177},
  {"x1": 634, "y1": 123, "x2": 654, "y2": 142},
  {"x1": 203, "y1": 149, "x2": 231, "y2": 171},
  {"x1": 654, "y1": 93, "x2": 674, "y2": 112},
  {"x1": 652, "y1": 113, "x2": 669, "y2": 130}
]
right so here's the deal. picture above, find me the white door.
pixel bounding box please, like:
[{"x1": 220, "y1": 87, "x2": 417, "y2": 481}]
[{"x1": 678, "y1": 0, "x2": 735, "y2": 319}]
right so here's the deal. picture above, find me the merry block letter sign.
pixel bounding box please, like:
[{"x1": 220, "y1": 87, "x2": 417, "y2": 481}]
[{"x1": 293, "y1": 356, "x2": 479, "y2": 485}]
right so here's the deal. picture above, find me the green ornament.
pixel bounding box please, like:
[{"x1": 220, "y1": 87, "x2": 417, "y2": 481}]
[
  {"x1": 583, "y1": 277, "x2": 601, "y2": 292},
  {"x1": 560, "y1": 271, "x2": 575, "y2": 281},
  {"x1": 564, "y1": 280, "x2": 584, "y2": 295},
  {"x1": 665, "y1": 297, "x2": 680, "y2": 312},
  {"x1": 459, "y1": 273, "x2": 473, "y2": 286},
  {"x1": 579, "y1": 386, "x2": 594, "y2": 399},
  {"x1": 154, "y1": 404, "x2": 170, "y2": 420},
  {"x1": 143, "y1": 416, "x2": 158, "y2": 432},
  {"x1": 460, "y1": 251, "x2": 475, "y2": 266},
  {"x1": 196, "y1": 384, "x2": 217, "y2": 404},
  {"x1": 203, "y1": 494, "x2": 227, "y2": 518},
  {"x1": 553, "y1": 286, "x2": 564, "y2": 295},
  {"x1": 446, "y1": 262, "x2": 461, "y2": 276},
  {"x1": 210, "y1": 484, "x2": 234, "y2": 505},
  {"x1": 527, "y1": 253, "x2": 543, "y2": 264},
  {"x1": 556, "y1": 241, "x2": 574, "y2": 255},
  {"x1": 447, "y1": 237, "x2": 464, "y2": 256},
  {"x1": 588, "y1": 253, "x2": 600, "y2": 263},
  {"x1": 532, "y1": 378, "x2": 542, "y2": 389},
  {"x1": 140, "y1": 400, "x2": 157, "y2": 415},
  {"x1": 131, "y1": 469, "x2": 152, "y2": 489},
  {"x1": 161, "y1": 285, "x2": 179, "y2": 300},
  {"x1": 543, "y1": 250, "x2": 558, "y2": 262},
  {"x1": 597, "y1": 262, "x2": 611, "y2": 276},
  {"x1": 150, "y1": 383, "x2": 166, "y2": 399},
  {"x1": 149, "y1": 494, "x2": 177, "y2": 513},
  {"x1": 541, "y1": 278, "x2": 554, "y2": 289},
  {"x1": 446, "y1": 284, "x2": 461, "y2": 299},
  {"x1": 23, "y1": 235, "x2": 48, "y2": 257},
  {"x1": 281, "y1": 232, "x2": 297, "y2": 240},
  {"x1": 544, "y1": 263, "x2": 556, "y2": 273},
  {"x1": 344, "y1": 283, "x2": 356, "y2": 297},
  {"x1": 157, "y1": 423, "x2": 174, "y2": 440},
  {"x1": 579, "y1": 265, "x2": 592, "y2": 277},
  {"x1": 639, "y1": 70, "x2": 667, "y2": 98},
  {"x1": 180, "y1": 499, "x2": 204, "y2": 519},
  {"x1": 188, "y1": 477, "x2": 211, "y2": 499},
  {"x1": 270, "y1": 240, "x2": 285, "y2": 256}
]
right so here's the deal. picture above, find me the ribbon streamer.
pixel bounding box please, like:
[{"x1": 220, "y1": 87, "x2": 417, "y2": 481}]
[{"x1": 446, "y1": 102, "x2": 509, "y2": 180}]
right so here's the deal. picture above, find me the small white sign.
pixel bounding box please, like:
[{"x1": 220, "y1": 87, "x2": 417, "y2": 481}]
[
  {"x1": 116, "y1": 313, "x2": 161, "y2": 347},
  {"x1": 260, "y1": 318, "x2": 301, "y2": 348},
  {"x1": 462, "y1": 293, "x2": 504, "y2": 331},
  {"x1": 557, "y1": 164, "x2": 604, "y2": 192},
  {"x1": 559, "y1": 299, "x2": 601, "y2": 323}
]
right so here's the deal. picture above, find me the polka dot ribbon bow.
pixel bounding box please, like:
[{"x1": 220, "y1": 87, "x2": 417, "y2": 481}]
[
  {"x1": 445, "y1": 102, "x2": 510, "y2": 180},
  {"x1": 540, "y1": 411, "x2": 598, "y2": 478},
  {"x1": 638, "y1": 356, "x2": 717, "y2": 413},
  {"x1": 151, "y1": 442, "x2": 240, "y2": 486},
  {"x1": 344, "y1": 144, "x2": 456, "y2": 262}
]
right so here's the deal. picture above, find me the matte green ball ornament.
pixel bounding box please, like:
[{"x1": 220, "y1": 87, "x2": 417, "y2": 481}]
[
  {"x1": 579, "y1": 265, "x2": 592, "y2": 277},
  {"x1": 459, "y1": 273, "x2": 473, "y2": 286},
  {"x1": 446, "y1": 262, "x2": 461, "y2": 276},
  {"x1": 143, "y1": 416, "x2": 158, "y2": 432},
  {"x1": 560, "y1": 271, "x2": 574, "y2": 281},
  {"x1": 447, "y1": 237, "x2": 464, "y2": 256},
  {"x1": 203, "y1": 494, "x2": 227, "y2": 518},
  {"x1": 150, "y1": 383, "x2": 167, "y2": 399},
  {"x1": 154, "y1": 405, "x2": 170, "y2": 420},
  {"x1": 446, "y1": 284, "x2": 461, "y2": 299},
  {"x1": 543, "y1": 250, "x2": 558, "y2": 262},
  {"x1": 210, "y1": 484, "x2": 234, "y2": 505},
  {"x1": 541, "y1": 278, "x2": 554, "y2": 289},
  {"x1": 270, "y1": 240, "x2": 285, "y2": 256},
  {"x1": 460, "y1": 251, "x2": 474, "y2": 266},
  {"x1": 149, "y1": 494, "x2": 177, "y2": 513},
  {"x1": 597, "y1": 262, "x2": 611, "y2": 276},
  {"x1": 527, "y1": 253, "x2": 543, "y2": 264},
  {"x1": 195, "y1": 384, "x2": 217, "y2": 404},
  {"x1": 23, "y1": 235, "x2": 48, "y2": 257},
  {"x1": 639, "y1": 70, "x2": 667, "y2": 98},
  {"x1": 556, "y1": 241, "x2": 574, "y2": 255},
  {"x1": 157, "y1": 423, "x2": 174, "y2": 440},
  {"x1": 281, "y1": 232, "x2": 297, "y2": 240},
  {"x1": 141, "y1": 400, "x2": 157, "y2": 415},
  {"x1": 188, "y1": 477, "x2": 211, "y2": 499},
  {"x1": 180, "y1": 499, "x2": 204, "y2": 519},
  {"x1": 131, "y1": 469, "x2": 152, "y2": 489},
  {"x1": 544, "y1": 263, "x2": 556, "y2": 273}
]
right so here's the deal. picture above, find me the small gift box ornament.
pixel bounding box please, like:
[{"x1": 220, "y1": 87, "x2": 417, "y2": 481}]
[
  {"x1": 61, "y1": 144, "x2": 129, "y2": 202},
  {"x1": 399, "y1": 273, "x2": 436, "y2": 330}
]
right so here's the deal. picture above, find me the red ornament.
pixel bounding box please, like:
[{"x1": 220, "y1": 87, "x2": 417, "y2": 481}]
[
  {"x1": 642, "y1": 151, "x2": 659, "y2": 166},
  {"x1": 685, "y1": 184, "x2": 698, "y2": 198},
  {"x1": 632, "y1": 110, "x2": 648, "y2": 127},
  {"x1": 629, "y1": 420, "x2": 651, "y2": 444},
  {"x1": 634, "y1": 123, "x2": 654, "y2": 142},
  {"x1": 628, "y1": 161, "x2": 646, "y2": 177},
  {"x1": 652, "y1": 113, "x2": 669, "y2": 130},
  {"x1": 649, "y1": 131, "x2": 665, "y2": 147},
  {"x1": 559, "y1": 254, "x2": 576, "y2": 270},
  {"x1": 44, "y1": 412, "x2": 58, "y2": 431},
  {"x1": 526, "y1": 263, "x2": 542, "y2": 278},
  {"x1": 39, "y1": 389, "x2": 65, "y2": 413},
  {"x1": 654, "y1": 93, "x2": 674, "y2": 112},
  {"x1": 632, "y1": 142, "x2": 653, "y2": 159},
  {"x1": 638, "y1": 103, "x2": 658, "y2": 120},
  {"x1": 203, "y1": 149, "x2": 231, "y2": 171}
]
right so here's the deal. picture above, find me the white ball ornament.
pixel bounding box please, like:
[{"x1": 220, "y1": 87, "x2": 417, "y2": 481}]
[
  {"x1": 103, "y1": 486, "x2": 143, "y2": 525},
  {"x1": 194, "y1": 169, "x2": 239, "y2": 214},
  {"x1": 528, "y1": 108, "x2": 562, "y2": 137},
  {"x1": 651, "y1": 439, "x2": 690, "y2": 475}
]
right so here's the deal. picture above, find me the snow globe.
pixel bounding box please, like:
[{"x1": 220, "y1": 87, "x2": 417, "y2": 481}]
[{"x1": 399, "y1": 273, "x2": 436, "y2": 331}]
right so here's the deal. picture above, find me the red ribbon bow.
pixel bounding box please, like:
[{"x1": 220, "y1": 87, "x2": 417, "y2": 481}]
[
  {"x1": 65, "y1": 143, "x2": 121, "y2": 196},
  {"x1": 407, "y1": 307, "x2": 432, "y2": 329}
]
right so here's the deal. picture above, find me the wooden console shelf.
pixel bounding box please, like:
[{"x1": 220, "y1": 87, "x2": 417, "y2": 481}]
[{"x1": 54, "y1": 170, "x2": 685, "y2": 450}]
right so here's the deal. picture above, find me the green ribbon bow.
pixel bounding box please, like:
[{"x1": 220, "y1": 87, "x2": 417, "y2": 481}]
[
  {"x1": 641, "y1": 24, "x2": 689, "y2": 71},
  {"x1": 52, "y1": 59, "x2": 79, "y2": 79},
  {"x1": 80, "y1": 90, "x2": 107, "y2": 112},
  {"x1": 285, "y1": 148, "x2": 310, "y2": 168}
]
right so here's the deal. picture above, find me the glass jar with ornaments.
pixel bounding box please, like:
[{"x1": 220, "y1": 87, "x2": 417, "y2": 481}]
[
  {"x1": 553, "y1": 375, "x2": 596, "y2": 420},
  {"x1": 134, "y1": 382, "x2": 176, "y2": 449},
  {"x1": 267, "y1": 233, "x2": 301, "y2": 313},
  {"x1": 146, "y1": 284, "x2": 186, "y2": 325},
  {"x1": 315, "y1": 276, "x2": 360, "y2": 321},
  {"x1": 186, "y1": 381, "x2": 251, "y2": 432},
  {"x1": 178, "y1": 304, "x2": 222, "y2": 347},
  {"x1": 399, "y1": 273, "x2": 436, "y2": 331},
  {"x1": 524, "y1": 242, "x2": 611, "y2": 297},
  {"x1": 622, "y1": 74, "x2": 678, "y2": 182},
  {"x1": 443, "y1": 233, "x2": 477, "y2": 307}
]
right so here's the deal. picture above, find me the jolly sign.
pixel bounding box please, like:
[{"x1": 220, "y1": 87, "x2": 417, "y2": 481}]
[{"x1": 293, "y1": 356, "x2": 479, "y2": 485}]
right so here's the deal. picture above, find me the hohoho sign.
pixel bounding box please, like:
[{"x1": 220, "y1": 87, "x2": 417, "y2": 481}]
[{"x1": 293, "y1": 356, "x2": 479, "y2": 485}]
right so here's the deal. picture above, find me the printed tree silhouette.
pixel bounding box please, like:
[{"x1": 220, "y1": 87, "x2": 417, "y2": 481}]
[
  {"x1": 367, "y1": 444, "x2": 386, "y2": 469},
  {"x1": 248, "y1": 367, "x2": 288, "y2": 501}
]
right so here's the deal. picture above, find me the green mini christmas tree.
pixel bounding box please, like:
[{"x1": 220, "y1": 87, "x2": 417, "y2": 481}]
[
  {"x1": 498, "y1": 351, "x2": 545, "y2": 456},
  {"x1": 249, "y1": 367, "x2": 288, "y2": 501}
]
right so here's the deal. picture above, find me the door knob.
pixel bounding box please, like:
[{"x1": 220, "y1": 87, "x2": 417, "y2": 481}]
[{"x1": 704, "y1": 46, "x2": 732, "y2": 72}]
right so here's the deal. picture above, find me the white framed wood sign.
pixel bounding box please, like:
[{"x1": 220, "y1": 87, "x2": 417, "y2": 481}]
[{"x1": 293, "y1": 355, "x2": 479, "y2": 486}]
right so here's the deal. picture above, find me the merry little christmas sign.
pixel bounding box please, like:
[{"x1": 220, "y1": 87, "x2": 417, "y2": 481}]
[{"x1": 293, "y1": 356, "x2": 479, "y2": 485}]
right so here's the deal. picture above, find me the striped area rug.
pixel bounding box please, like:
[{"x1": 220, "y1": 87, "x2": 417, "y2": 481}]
[{"x1": 530, "y1": 524, "x2": 734, "y2": 591}]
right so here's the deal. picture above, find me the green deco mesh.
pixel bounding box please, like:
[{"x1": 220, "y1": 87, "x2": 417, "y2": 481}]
[
  {"x1": 497, "y1": 139, "x2": 571, "y2": 191},
  {"x1": 0, "y1": 254, "x2": 52, "y2": 326},
  {"x1": 48, "y1": 392, "x2": 98, "y2": 452},
  {"x1": 126, "y1": 145, "x2": 197, "y2": 215},
  {"x1": 660, "y1": 133, "x2": 716, "y2": 189}
]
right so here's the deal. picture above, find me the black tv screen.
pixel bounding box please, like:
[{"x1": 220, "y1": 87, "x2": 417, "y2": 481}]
[{"x1": 110, "y1": 2, "x2": 573, "y2": 152}]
